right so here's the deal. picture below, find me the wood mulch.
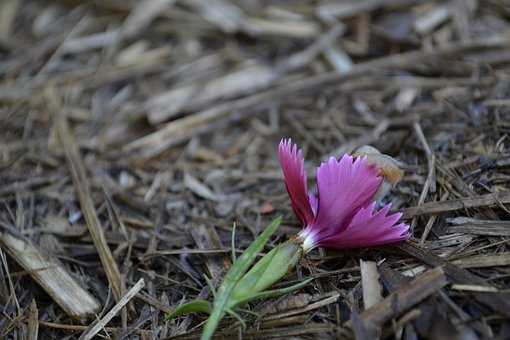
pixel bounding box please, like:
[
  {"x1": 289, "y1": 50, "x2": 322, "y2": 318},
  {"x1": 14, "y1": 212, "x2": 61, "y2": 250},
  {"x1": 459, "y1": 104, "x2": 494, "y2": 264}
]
[{"x1": 1, "y1": 0, "x2": 510, "y2": 339}]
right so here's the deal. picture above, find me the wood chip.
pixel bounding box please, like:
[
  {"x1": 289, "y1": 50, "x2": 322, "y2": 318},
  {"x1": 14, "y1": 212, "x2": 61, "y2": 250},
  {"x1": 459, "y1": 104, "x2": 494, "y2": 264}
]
[
  {"x1": 27, "y1": 299, "x2": 39, "y2": 340},
  {"x1": 184, "y1": 173, "x2": 218, "y2": 201},
  {"x1": 403, "y1": 192, "x2": 510, "y2": 218},
  {"x1": 447, "y1": 217, "x2": 510, "y2": 237},
  {"x1": 262, "y1": 292, "x2": 340, "y2": 321},
  {"x1": 353, "y1": 267, "x2": 447, "y2": 327},
  {"x1": 452, "y1": 253, "x2": 510, "y2": 269},
  {"x1": 360, "y1": 260, "x2": 383, "y2": 309},
  {"x1": 121, "y1": 0, "x2": 176, "y2": 38},
  {"x1": 0, "y1": 231, "x2": 100, "y2": 320},
  {"x1": 0, "y1": 0, "x2": 19, "y2": 41},
  {"x1": 451, "y1": 284, "x2": 499, "y2": 293},
  {"x1": 399, "y1": 241, "x2": 510, "y2": 317},
  {"x1": 414, "y1": 5, "x2": 450, "y2": 35}
]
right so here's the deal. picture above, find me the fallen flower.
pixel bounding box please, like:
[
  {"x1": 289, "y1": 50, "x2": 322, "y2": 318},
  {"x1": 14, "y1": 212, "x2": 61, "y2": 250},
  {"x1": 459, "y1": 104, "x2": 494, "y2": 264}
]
[
  {"x1": 167, "y1": 139, "x2": 409, "y2": 340},
  {"x1": 278, "y1": 139, "x2": 409, "y2": 252}
]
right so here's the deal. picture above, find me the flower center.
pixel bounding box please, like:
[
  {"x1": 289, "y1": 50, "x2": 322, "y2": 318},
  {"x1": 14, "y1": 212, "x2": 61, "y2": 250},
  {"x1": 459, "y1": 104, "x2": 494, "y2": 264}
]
[{"x1": 298, "y1": 228, "x2": 317, "y2": 253}]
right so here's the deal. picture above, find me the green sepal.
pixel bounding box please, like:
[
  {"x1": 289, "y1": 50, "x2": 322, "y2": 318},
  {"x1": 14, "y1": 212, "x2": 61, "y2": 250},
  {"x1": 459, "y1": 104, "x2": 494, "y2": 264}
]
[{"x1": 165, "y1": 300, "x2": 212, "y2": 321}]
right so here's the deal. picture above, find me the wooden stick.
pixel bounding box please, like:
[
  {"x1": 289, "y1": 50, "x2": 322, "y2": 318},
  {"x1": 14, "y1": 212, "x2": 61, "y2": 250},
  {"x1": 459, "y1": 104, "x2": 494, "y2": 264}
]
[
  {"x1": 350, "y1": 310, "x2": 378, "y2": 340},
  {"x1": 56, "y1": 114, "x2": 124, "y2": 302},
  {"x1": 411, "y1": 122, "x2": 436, "y2": 233},
  {"x1": 452, "y1": 253, "x2": 510, "y2": 269},
  {"x1": 0, "y1": 231, "x2": 100, "y2": 320},
  {"x1": 420, "y1": 192, "x2": 449, "y2": 244},
  {"x1": 412, "y1": 122, "x2": 435, "y2": 193},
  {"x1": 377, "y1": 262, "x2": 482, "y2": 337},
  {"x1": 27, "y1": 299, "x2": 39, "y2": 340},
  {"x1": 398, "y1": 241, "x2": 510, "y2": 317},
  {"x1": 79, "y1": 278, "x2": 145, "y2": 340},
  {"x1": 355, "y1": 267, "x2": 447, "y2": 326},
  {"x1": 40, "y1": 320, "x2": 148, "y2": 335},
  {"x1": 174, "y1": 323, "x2": 342, "y2": 340},
  {"x1": 403, "y1": 191, "x2": 510, "y2": 218},
  {"x1": 262, "y1": 293, "x2": 340, "y2": 321}
]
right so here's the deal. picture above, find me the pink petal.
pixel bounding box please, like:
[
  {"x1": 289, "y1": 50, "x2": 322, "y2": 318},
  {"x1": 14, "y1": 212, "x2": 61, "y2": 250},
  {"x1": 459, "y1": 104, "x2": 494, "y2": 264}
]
[
  {"x1": 278, "y1": 139, "x2": 314, "y2": 226},
  {"x1": 312, "y1": 155, "x2": 382, "y2": 239},
  {"x1": 319, "y1": 203, "x2": 410, "y2": 249},
  {"x1": 308, "y1": 194, "x2": 318, "y2": 217}
]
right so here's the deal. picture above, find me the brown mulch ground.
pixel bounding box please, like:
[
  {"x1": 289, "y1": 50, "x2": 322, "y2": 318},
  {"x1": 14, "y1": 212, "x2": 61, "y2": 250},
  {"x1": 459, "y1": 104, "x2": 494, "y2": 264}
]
[{"x1": 1, "y1": 0, "x2": 510, "y2": 339}]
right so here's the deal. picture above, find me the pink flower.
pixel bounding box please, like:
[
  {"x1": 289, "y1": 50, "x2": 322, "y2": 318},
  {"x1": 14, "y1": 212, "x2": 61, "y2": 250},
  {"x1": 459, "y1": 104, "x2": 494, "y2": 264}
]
[{"x1": 278, "y1": 139, "x2": 409, "y2": 252}]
